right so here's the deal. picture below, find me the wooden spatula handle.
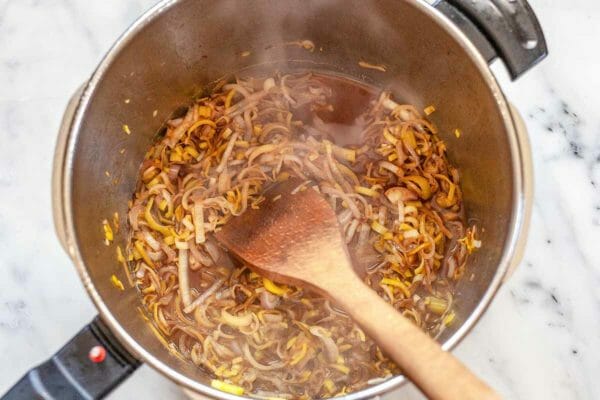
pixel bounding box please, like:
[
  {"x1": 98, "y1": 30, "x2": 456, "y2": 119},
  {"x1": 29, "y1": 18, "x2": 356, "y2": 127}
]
[{"x1": 325, "y1": 273, "x2": 500, "y2": 400}]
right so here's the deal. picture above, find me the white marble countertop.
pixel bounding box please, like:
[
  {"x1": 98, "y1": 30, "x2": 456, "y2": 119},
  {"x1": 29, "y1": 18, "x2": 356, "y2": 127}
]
[{"x1": 0, "y1": 1, "x2": 598, "y2": 399}]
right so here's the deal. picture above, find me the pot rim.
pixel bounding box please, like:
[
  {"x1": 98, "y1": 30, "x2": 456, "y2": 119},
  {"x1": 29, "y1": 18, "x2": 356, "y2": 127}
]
[{"x1": 55, "y1": 0, "x2": 530, "y2": 398}]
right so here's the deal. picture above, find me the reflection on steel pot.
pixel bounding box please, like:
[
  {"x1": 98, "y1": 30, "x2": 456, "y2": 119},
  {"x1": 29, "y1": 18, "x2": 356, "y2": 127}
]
[{"x1": 2, "y1": 0, "x2": 546, "y2": 399}]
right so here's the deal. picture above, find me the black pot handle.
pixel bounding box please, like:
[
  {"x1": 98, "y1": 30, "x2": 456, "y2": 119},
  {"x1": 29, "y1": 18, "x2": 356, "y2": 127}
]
[
  {"x1": 433, "y1": 0, "x2": 548, "y2": 79},
  {"x1": 1, "y1": 316, "x2": 140, "y2": 400}
]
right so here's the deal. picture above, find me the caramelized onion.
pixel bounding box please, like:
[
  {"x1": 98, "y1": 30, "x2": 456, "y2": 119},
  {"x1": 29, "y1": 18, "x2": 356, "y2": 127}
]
[{"x1": 126, "y1": 72, "x2": 477, "y2": 398}]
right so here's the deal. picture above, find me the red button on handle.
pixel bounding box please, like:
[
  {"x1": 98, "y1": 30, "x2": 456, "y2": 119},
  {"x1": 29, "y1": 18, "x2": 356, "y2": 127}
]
[{"x1": 88, "y1": 346, "x2": 106, "y2": 363}]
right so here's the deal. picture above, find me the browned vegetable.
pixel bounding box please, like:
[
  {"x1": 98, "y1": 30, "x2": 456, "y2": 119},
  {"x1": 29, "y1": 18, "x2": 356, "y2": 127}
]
[{"x1": 126, "y1": 73, "x2": 477, "y2": 398}]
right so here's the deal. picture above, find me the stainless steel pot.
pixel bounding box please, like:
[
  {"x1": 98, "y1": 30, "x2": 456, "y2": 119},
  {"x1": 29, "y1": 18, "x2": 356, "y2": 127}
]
[{"x1": 3, "y1": 1, "x2": 546, "y2": 399}]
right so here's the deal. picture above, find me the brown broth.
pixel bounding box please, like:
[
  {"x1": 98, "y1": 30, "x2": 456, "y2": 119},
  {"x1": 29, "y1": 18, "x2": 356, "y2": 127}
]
[{"x1": 296, "y1": 73, "x2": 378, "y2": 147}]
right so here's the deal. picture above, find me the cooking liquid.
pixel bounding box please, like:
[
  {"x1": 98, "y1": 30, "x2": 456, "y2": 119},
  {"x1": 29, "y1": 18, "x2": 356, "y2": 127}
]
[{"x1": 296, "y1": 73, "x2": 378, "y2": 146}]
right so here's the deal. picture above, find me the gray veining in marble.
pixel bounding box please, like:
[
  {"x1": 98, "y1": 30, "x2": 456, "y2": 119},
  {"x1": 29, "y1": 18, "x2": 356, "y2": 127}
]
[{"x1": 0, "y1": 0, "x2": 598, "y2": 399}]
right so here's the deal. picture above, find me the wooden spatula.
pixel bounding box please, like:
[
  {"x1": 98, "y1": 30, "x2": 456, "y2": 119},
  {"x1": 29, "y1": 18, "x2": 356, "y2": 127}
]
[{"x1": 215, "y1": 179, "x2": 500, "y2": 400}]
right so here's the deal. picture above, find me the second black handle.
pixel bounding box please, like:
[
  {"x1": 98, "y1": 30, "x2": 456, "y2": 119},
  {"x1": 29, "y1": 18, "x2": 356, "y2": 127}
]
[
  {"x1": 2, "y1": 316, "x2": 140, "y2": 400},
  {"x1": 434, "y1": 0, "x2": 548, "y2": 79}
]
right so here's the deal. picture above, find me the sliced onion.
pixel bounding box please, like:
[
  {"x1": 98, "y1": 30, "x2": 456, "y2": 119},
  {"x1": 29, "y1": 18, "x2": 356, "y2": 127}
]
[
  {"x1": 242, "y1": 343, "x2": 285, "y2": 371},
  {"x1": 217, "y1": 170, "x2": 231, "y2": 193},
  {"x1": 344, "y1": 219, "x2": 360, "y2": 244},
  {"x1": 177, "y1": 248, "x2": 191, "y2": 307},
  {"x1": 379, "y1": 160, "x2": 400, "y2": 175},
  {"x1": 223, "y1": 83, "x2": 252, "y2": 98},
  {"x1": 259, "y1": 291, "x2": 280, "y2": 310},
  {"x1": 147, "y1": 250, "x2": 164, "y2": 262},
  {"x1": 165, "y1": 108, "x2": 195, "y2": 147},
  {"x1": 337, "y1": 209, "x2": 353, "y2": 226},
  {"x1": 280, "y1": 75, "x2": 297, "y2": 105},
  {"x1": 221, "y1": 309, "x2": 253, "y2": 327},
  {"x1": 357, "y1": 222, "x2": 371, "y2": 247},
  {"x1": 204, "y1": 239, "x2": 222, "y2": 263},
  {"x1": 188, "y1": 240, "x2": 213, "y2": 267},
  {"x1": 193, "y1": 203, "x2": 205, "y2": 244},
  {"x1": 446, "y1": 256, "x2": 457, "y2": 279},
  {"x1": 320, "y1": 185, "x2": 361, "y2": 218},
  {"x1": 128, "y1": 204, "x2": 144, "y2": 231},
  {"x1": 184, "y1": 277, "x2": 224, "y2": 313},
  {"x1": 205, "y1": 336, "x2": 235, "y2": 358},
  {"x1": 166, "y1": 164, "x2": 181, "y2": 181},
  {"x1": 309, "y1": 326, "x2": 339, "y2": 362},
  {"x1": 160, "y1": 242, "x2": 176, "y2": 263},
  {"x1": 142, "y1": 231, "x2": 161, "y2": 251},
  {"x1": 216, "y1": 132, "x2": 239, "y2": 173}
]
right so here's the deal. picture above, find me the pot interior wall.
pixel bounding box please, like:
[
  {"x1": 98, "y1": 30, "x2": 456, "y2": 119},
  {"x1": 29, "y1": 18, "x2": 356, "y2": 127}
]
[{"x1": 68, "y1": 0, "x2": 514, "y2": 393}]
